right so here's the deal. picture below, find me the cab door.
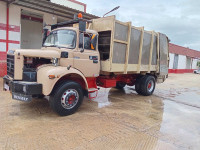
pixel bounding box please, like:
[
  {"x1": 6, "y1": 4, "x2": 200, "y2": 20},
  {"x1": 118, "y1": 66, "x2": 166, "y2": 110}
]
[{"x1": 73, "y1": 32, "x2": 100, "y2": 77}]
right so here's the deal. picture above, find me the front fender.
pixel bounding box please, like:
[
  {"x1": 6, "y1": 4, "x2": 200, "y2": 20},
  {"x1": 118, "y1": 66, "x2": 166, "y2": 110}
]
[{"x1": 37, "y1": 65, "x2": 88, "y2": 95}]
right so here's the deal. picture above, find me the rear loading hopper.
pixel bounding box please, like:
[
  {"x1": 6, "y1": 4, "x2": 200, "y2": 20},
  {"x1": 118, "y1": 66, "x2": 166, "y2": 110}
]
[{"x1": 91, "y1": 16, "x2": 169, "y2": 76}]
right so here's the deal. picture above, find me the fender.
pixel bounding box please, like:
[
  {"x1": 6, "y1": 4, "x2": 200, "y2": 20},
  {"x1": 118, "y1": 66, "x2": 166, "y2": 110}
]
[{"x1": 37, "y1": 65, "x2": 88, "y2": 95}]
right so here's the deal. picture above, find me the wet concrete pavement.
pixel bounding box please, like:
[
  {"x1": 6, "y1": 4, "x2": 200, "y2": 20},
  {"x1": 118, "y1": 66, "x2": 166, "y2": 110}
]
[{"x1": 0, "y1": 73, "x2": 200, "y2": 150}]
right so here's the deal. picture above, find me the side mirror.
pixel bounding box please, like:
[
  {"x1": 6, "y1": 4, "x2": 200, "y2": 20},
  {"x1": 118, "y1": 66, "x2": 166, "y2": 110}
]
[
  {"x1": 91, "y1": 34, "x2": 97, "y2": 50},
  {"x1": 79, "y1": 21, "x2": 86, "y2": 32}
]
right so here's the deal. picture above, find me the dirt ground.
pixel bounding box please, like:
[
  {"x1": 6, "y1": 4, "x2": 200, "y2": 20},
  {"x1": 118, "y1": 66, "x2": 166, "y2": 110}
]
[{"x1": 0, "y1": 73, "x2": 200, "y2": 150}]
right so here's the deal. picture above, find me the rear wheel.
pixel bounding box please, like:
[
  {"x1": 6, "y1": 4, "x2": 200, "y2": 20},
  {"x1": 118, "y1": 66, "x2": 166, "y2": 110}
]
[
  {"x1": 140, "y1": 75, "x2": 156, "y2": 96},
  {"x1": 49, "y1": 81, "x2": 83, "y2": 116},
  {"x1": 115, "y1": 82, "x2": 126, "y2": 89},
  {"x1": 135, "y1": 76, "x2": 144, "y2": 95},
  {"x1": 135, "y1": 75, "x2": 156, "y2": 96}
]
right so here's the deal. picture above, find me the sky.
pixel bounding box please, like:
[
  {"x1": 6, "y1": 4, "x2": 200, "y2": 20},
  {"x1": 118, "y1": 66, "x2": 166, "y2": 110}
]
[{"x1": 79, "y1": 0, "x2": 200, "y2": 51}]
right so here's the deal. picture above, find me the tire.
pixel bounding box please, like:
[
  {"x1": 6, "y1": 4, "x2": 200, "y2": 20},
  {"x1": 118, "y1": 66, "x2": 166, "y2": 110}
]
[
  {"x1": 115, "y1": 82, "x2": 126, "y2": 89},
  {"x1": 135, "y1": 76, "x2": 145, "y2": 95},
  {"x1": 140, "y1": 75, "x2": 156, "y2": 96},
  {"x1": 49, "y1": 81, "x2": 83, "y2": 116}
]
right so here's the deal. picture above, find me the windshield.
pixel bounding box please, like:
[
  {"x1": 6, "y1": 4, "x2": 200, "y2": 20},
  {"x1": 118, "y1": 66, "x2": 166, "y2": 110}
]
[{"x1": 43, "y1": 30, "x2": 76, "y2": 49}]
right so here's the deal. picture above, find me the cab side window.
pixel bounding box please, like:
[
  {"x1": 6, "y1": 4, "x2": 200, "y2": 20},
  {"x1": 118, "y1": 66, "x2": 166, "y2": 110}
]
[{"x1": 79, "y1": 33, "x2": 96, "y2": 50}]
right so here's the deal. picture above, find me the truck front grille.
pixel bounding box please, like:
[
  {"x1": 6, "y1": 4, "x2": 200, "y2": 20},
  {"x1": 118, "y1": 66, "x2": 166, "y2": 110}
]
[{"x1": 7, "y1": 54, "x2": 15, "y2": 78}]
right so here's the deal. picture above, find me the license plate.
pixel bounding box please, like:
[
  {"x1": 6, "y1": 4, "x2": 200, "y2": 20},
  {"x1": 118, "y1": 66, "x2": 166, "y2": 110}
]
[
  {"x1": 12, "y1": 93, "x2": 32, "y2": 102},
  {"x1": 4, "y1": 83, "x2": 9, "y2": 91}
]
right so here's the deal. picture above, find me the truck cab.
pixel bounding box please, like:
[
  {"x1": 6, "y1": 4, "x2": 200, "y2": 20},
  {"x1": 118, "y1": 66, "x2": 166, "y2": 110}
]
[{"x1": 43, "y1": 27, "x2": 100, "y2": 77}]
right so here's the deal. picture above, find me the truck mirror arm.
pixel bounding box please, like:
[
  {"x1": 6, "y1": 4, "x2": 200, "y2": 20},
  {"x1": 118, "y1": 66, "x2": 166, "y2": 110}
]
[
  {"x1": 42, "y1": 28, "x2": 48, "y2": 46},
  {"x1": 80, "y1": 32, "x2": 85, "y2": 53}
]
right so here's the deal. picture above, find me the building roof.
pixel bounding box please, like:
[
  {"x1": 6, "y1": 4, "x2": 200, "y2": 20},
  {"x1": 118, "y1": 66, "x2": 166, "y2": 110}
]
[
  {"x1": 2, "y1": 0, "x2": 98, "y2": 20},
  {"x1": 169, "y1": 43, "x2": 200, "y2": 59}
]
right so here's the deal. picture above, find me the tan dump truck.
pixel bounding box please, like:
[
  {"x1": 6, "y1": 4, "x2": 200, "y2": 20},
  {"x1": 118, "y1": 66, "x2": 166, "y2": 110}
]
[{"x1": 3, "y1": 15, "x2": 169, "y2": 116}]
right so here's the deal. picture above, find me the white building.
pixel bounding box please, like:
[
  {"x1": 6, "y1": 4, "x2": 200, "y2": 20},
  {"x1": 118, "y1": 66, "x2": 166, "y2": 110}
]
[
  {"x1": 0, "y1": 0, "x2": 97, "y2": 77},
  {"x1": 169, "y1": 43, "x2": 200, "y2": 73}
]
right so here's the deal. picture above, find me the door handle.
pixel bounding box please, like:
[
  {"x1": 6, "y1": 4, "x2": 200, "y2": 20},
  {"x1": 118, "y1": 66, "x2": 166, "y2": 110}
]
[{"x1": 93, "y1": 60, "x2": 98, "y2": 63}]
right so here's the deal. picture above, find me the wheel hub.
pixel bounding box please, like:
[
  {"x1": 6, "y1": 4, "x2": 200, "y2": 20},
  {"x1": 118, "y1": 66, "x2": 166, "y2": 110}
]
[
  {"x1": 61, "y1": 89, "x2": 79, "y2": 109},
  {"x1": 68, "y1": 95, "x2": 76, "y2": 104},
  {"x1": 147, "y1": 80, "x2": 154, "y2": 92},
  {"x1": 148, "y1": 83, "x2": 152, "y2": 89}
]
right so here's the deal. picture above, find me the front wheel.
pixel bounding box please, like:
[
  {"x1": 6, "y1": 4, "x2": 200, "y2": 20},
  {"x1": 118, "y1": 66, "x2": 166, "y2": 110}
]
[{"x1": 49, "y1": 81, "x2": 83, "y2": 116}]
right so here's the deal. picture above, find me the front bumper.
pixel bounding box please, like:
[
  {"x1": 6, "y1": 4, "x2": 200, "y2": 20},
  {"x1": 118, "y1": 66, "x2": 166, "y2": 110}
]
[{"x1": 3, "y1": 75, "x2": 42, "y2": 102}]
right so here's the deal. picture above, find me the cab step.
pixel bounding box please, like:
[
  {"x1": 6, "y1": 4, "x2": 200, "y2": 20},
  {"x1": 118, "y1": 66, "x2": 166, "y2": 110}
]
[{"x1": 88, "y1": 88, "x2": 98, "y2": 100}]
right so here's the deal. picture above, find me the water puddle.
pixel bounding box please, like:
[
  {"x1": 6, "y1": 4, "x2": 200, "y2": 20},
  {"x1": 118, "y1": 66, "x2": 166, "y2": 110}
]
[
  {"x1": 123, "y1": 85, "x2": 136, "y2": 94},
  {"x1": 155, "y1": 87, "x2": 200, "y2": 108},
  {"x1": 93, "y1": 87, "x2": 111, "y2": 108},
  {"x1": 154, "y1": 87, "x2": 200, "y2": 149},
  {"x1": 93, "y1": 85, "x2": 137, "y2": 108}
]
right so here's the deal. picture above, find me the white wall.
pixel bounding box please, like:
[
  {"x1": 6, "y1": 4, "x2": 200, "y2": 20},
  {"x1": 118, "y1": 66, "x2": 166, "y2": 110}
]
[
  {"x1": 168, "y1": 53, "x2": 200, "y2": 70},
  {"x1": 0, "y1": 2, "x2": 6, "y2": 24},
  {"x1": 0, "y1": 2, "x2": 21, "y2": 52},
  {"x1": 9, "y1": 5, "x2": 20, "y2": 26},
  {"x1": 0, "y1": 2, "x2": 6, "y2": 52},
  {"x1": 51, "y1": 0, "x2": 85, "y2": 12},
  {"x1": 177, "y1": 55, "x2": 186, "y2": 69},
  {"x1": 43, "y1": 13, "x2": 57, "y2": 31},
  {"x1": 169, "y1": 53, "x2": 174, "y2": 69},
  {"x1": 9, "y1": 5, "x2": 21, "y2": 50},
  {"x1": 186, "y1": 57, "x2": 191, "y2": 69},
  {"x1": 43, "y1": 13, "x2": 57, "y2": 25},
  {"x1": 192, "y1": 59, "x2": 198, "y2": 69}
]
